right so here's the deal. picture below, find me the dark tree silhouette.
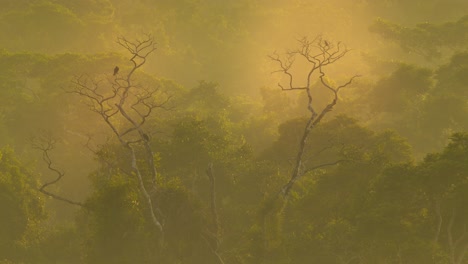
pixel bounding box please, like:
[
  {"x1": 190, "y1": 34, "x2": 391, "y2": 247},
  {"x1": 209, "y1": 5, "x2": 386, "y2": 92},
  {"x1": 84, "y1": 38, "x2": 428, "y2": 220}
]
[{"x1": 72, "y1": 35, "x2": 167, "y2": 236}]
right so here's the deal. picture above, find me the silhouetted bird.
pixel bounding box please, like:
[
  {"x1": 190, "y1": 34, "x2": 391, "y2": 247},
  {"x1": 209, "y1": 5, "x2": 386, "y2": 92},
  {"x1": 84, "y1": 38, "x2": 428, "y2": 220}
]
[
  {"x1": 324, "y1": 40, "x2": 329, "y2": 47},
  {"x1": 142, "y1": 133, "x2": 150, "y2": 142},
  {"x1": 113, "y1": 66, "x2": 119, "y2": 76}
]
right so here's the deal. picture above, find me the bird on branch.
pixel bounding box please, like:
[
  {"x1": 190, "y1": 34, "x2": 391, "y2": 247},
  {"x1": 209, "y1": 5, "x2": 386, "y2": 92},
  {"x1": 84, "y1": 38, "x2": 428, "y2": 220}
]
[
  {"x1": 142, "y1": 133, "x2": 150, "y2": 142},
  {"x1": 113, "y1": 66, "x2": 119, "y2": 76}
]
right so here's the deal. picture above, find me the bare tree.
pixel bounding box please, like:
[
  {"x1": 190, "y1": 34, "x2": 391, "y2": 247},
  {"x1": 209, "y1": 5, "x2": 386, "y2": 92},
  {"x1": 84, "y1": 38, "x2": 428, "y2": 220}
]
[
  {"x1": 31, "y1": 131, "x2": 85, "y2": 207},
  {"x1": 255, "y1": 36, "x2": 359, "y2": 263},
  {"x1": 70, "y1": 35, "x2": 169, "y2": 236},
  {"x1": 269, "y1": 35, "x2": 359, "y2": 198}
]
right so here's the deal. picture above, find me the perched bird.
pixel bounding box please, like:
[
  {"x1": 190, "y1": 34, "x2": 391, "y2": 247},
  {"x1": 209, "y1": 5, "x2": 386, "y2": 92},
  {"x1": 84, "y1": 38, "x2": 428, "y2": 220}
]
[
  {"x1": 324, "y1": 40, "x2": 329, "y2": 47},
  {"x1": 142, "y1": 133, "x2": 150, "y2": 142},
  {"x1": 113, "y1": 66, "x2": 119, "y2": 76}
]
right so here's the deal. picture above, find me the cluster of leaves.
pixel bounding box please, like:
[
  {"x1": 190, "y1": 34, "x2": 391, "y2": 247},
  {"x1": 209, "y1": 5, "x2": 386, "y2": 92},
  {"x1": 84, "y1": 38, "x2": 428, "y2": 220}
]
[
  {"x1": 0, "y1": 148, "x2": 45, "y2": 263},
  {"x1": 0, "y1": 0, "x2": 115, "y2": 53},
  {"x1": 370, "y1": 15, "x2": 468, "y2": 60},
  {"x1": 351, "y1": 54, "x2": 468, "y2": 156},
  {"x1": 0, "y1": 2, "x2": 468, "y2": 262},
  {"x1": 0, "y1": 45, "x2": 466, "y2": 264}
]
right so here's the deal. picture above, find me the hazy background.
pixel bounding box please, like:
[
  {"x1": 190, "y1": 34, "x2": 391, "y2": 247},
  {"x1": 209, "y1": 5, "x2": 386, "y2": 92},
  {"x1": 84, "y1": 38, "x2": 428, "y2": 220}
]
[
  {"x1": 1, "y1": 0, "x2": 467, "y2": 224},
  {"x1": 2, "y1": 0, "x2": 466, "y2": 91},
  {"x1": 0, "y1": 1, "x2": 467, "y2": 263}
]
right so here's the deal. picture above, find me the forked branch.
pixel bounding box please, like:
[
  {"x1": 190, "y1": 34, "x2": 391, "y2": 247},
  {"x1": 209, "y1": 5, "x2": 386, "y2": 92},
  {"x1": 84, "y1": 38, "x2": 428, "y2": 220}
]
[
  {"x1": 31, "y1": 133, "x2": 84, "y2": 207},
  {"x1": 270, "y1": 36, "x2": 360, "y2": 198},
  {"x1": 71, "y1": 35, "x2": 166, "y2": 235}
]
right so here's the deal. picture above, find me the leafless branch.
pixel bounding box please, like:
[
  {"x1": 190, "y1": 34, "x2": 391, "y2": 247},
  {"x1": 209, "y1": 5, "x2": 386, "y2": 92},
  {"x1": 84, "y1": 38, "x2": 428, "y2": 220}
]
[
  {"x1": 203, "y1": 163, "x2": 225, "y2": 264},
  {"x1": 445, "y1": 207, "x2": 468, "y2": 264},
  {"x1": 448, "y1": 208, "x2": 456, "y2": 263},
  {"x1": 304, "y1": 159, "x2": 351, "y2": 174},
  {"x1": 116, "y1": 34, "x2": 157, "y2": 82},
  {"x1": 433, "y1": 199, "x2": 442, "y2": 243},
  {"x1": 31, "y1": 132, "x2": 84, "y2": 207},
  {"x1": 71, "y1": 35, "x2": 166, "y2": 237},
  {"x1": 202, "y1": 232, "x2": 225, "y2": 264},
  {"x1": 206, "y1": 163, "x2": 220, "y2": 241},
  {"x1": 129, "y1": 145, "x2": 163, "y2": 234},
  {"x1": 269, "y1": 36, "x2": 360, "y2": 198},
  {"x1": 282, "y1": 159, "x2": 350, "y2": 196}
]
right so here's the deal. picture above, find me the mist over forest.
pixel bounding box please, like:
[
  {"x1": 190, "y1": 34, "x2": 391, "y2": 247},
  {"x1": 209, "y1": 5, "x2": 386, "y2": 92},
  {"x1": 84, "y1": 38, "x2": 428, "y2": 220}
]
[{"x1": 1, "y1": 0, "x2": 468, "y2": 263}]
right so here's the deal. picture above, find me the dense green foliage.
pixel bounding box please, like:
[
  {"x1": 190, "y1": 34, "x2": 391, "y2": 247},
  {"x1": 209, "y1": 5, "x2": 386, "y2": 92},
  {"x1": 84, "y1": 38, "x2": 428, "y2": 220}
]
[
  {"x1": 0, "y1": 0, "x2": 467, "y2": 263},
  {"x1": 0, "y1": 148, "x2": 45, "y2": 263}
]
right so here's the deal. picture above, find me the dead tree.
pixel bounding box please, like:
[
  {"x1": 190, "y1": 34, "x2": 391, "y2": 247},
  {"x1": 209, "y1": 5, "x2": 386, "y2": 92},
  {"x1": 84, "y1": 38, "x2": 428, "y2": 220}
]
[
  {"x1": 31, "y1": 132, "x2": 84, "y2": 207},
  {"x1": 70, "y1": 35, "x2": 169, "y2": 236},
  {"x1": 269, "y1": 36, "x2": 359, "y2": 198},
  {"x1": 254, "y1": 36, "x2": 359, "y2": 263}
]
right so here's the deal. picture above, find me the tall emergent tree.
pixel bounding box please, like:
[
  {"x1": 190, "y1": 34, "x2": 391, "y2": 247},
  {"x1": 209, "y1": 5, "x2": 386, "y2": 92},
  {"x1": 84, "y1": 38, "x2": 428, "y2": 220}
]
[
  {"x1": 269, "y1": 36, "x2": 359, "y2": 199},
  {"x1": 253, "y1": 36, "x2": 359, "y2": 262},
  {"x1": 71, "y1": 35, "x2": 168, "y2": 237}
]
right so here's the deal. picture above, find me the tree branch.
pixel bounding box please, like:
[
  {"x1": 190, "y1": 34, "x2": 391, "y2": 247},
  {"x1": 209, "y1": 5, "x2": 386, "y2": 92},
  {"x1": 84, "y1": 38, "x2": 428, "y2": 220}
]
[
  {"x1": 71, "y1": 35, "x2": 166, "y2": 237},
  {"x1": 206, "y1": 163, "x2": 220, "y2": 241},
  {"x1": 270, "y1": 36, "x2": 359, "y2": 197},
  {"x1": 203, "y1": 163, "x2": 226, "y2": 264},
  {"x1": 31, "y1": 133, "x2": 84, "y2": 207},
  {"x1": 433, "y1": 199, "x2": 442, "y2": 244}
]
